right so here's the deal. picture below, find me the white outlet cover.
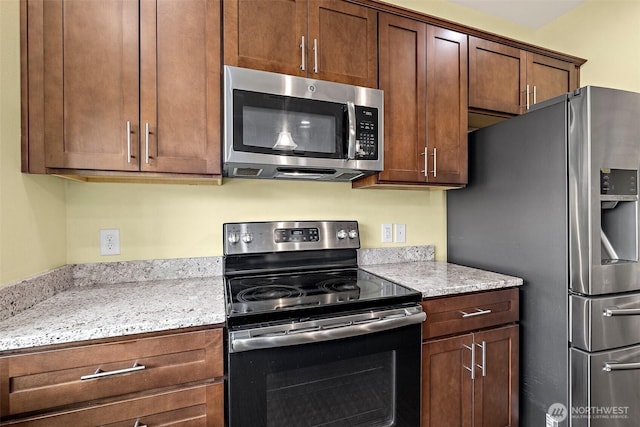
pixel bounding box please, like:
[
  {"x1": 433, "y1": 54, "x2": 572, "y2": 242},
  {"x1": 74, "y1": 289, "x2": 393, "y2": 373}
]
[
  {"x1": 395, "y1": 224, "x2": 406, "y2": 243},
  {"x1": 381, "y1": 223, "x2": 393, "y2": 243},
  {"x1": 100, "y1": 229, "x2": 121, "y2": 256}
]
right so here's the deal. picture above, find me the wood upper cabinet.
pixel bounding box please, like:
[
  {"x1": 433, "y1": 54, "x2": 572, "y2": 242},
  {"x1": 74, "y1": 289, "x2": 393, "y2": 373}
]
[
  {"x1": 353, "y1": 13, "x2": 467, "y2": 188},
  {"x1": 140, "y1": 0, "x2": 221, "y2": 174},
  {"x1": 22, "y1": 0, "x2": 221, "y2": 177},
  {"x1": 223, "y1": 0, "x2": 377, "y2": 88},
  {"x1": 469, "y1": 36, "x2": 580, "y2": 115}
]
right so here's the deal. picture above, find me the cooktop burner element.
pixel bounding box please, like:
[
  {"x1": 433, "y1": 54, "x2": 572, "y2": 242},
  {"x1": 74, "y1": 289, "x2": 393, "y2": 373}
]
[
  {"x1": 237, "y1": 285, "x2": 304, "y2": 302},
  {"x1": 223, "y1": 221, "x2": 422, "y2": 327}
]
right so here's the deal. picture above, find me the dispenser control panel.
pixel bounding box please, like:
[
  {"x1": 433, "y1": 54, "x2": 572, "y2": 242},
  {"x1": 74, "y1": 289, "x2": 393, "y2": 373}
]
[{"x1": 601, "y1": 168, "x2": 637, "y2": 195}]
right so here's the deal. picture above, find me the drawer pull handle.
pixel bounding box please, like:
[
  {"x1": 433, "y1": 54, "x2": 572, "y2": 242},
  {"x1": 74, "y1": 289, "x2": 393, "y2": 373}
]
[
  {"x1": 603, "y1": 307, "x2": 640, "y2": 317},
  {"x1": 460, "y1": 308, "x2": 492, "y2": 318},
  {"x1": 133, "y1": 420, "x2": 148, "y2": 427},
  {"x1": 80, "y1": 362, "x2": 146, "y2": 381}
]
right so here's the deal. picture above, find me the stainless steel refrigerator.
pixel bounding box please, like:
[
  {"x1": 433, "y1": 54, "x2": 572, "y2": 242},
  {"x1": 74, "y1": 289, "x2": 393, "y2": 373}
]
[{"x1": 447, "y1": 86, "x2": 640, "y2": 427}]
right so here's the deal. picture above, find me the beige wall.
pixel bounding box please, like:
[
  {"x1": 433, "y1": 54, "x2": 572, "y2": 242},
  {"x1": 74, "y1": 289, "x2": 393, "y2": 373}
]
[
  {"x1": 0, "y1": 0, "x2": 67, "y2": 286},
  {"x1": 1, "y1": 0, "x2": 639, "y2": 285}
]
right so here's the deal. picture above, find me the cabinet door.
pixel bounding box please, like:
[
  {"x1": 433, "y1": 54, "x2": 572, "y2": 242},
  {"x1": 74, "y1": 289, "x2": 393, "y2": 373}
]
[
  {"x1": 468, "y1": 36, "x2": 525, "y2": 115},
  {"x1": 422, "y1": 334, "x2": 474, "y2": 427},
  {"x1": 473, "y1": 325, "x2": 519, "y2": 427},
  {"x1": 377, "y1": 13, "x2": 427, "y2": 183},
  {"x1": 42, "y1": 0, "x2": 139, "y2": 171},
  {"x1": 308, "y1": 0, "x2": 377, "y2": 88},
  {"x1": 425, "y1": 26, "x2": 468, "y2": 185},
  {"x1": 526, "y1": 52, "x2": 579, "y2": 108},
  {"x1": 223, "y1": 0, "x2": 307, "y2": 76},
  {"x1": 140, "y1": 0, "x2": 221, "y2": 174}
]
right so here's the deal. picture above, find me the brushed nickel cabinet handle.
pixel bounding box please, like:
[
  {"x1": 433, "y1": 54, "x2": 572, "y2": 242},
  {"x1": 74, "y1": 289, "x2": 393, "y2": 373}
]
[
  {"x1": 313, "y1": 38, "x2": 318, "y2": 73},
  {"x1": 145, "y1": 122, "x2": 150, "y2": 164},
  {"x1": 300, "y1": 36, "x2": 305, "y2": 71},
  {"x1": 463, "y1": 343, "x2": 475, "y2": 379},
  {"x1": 460, "y1": 308, "x2": 492, "y2": 318},
  {"x1": 476, "y1": 341, "x2": 487, "y2": 377},
  {"x1": 133, "y1": 421, "x2": 148, "y2": 427},
  {"x1": 80, "y1": 362, "x2": 146, "y2": 381},
  {"x1": 126, "y1": 120, "x2": 132, "y2": 163},
  {"x1": 432, "y1": 148, "x2": 437, "y2": 177},
  {"x1": 533, "y1": 85, "x2": 537, "y2": 105},
  {"x1": 420, "y1": 150, "x2": 427, "y2": 176},
  {"x1": 526, "y1": 84, "x2": 530, "y2": 110}
]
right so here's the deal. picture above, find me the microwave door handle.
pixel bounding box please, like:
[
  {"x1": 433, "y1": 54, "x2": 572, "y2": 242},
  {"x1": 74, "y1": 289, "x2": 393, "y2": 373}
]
[{"x1": 347, "y1": 102, "x2": 356, "y2": 159}]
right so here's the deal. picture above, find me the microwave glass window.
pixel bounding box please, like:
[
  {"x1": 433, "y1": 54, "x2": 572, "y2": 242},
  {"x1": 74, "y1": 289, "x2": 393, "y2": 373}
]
[
  {"x1": 233, "y1": 90, "x2": 346, "y2": 159},
  {"x1": 243, "y1": 107, "x2": 336, "y2": 154}
]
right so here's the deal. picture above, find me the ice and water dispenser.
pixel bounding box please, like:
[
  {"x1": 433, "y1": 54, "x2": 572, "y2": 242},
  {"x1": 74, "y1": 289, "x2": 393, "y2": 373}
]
[{"x1": 600, "y1": 168, "x2": 638, "y2": 264}]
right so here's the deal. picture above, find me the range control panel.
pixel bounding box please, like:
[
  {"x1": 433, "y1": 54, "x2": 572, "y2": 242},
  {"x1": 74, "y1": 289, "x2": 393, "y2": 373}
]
[
  {"x1": 223, "y1": 220, "x2": 360, "y2": 255},
  {"x1": 275, "y1": 227, "x2": 320, "y2": 243}
]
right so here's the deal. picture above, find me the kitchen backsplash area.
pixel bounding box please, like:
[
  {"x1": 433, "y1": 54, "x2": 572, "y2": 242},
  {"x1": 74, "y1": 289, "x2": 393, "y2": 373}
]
[{"x1": 0, "y1": 245, "x2": 435, "y2": 322}]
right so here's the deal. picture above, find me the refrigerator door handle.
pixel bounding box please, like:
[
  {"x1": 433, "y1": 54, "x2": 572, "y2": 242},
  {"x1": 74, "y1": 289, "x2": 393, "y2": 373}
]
[
  {"x1": 603, "y1": 307, "x2": 640, "y2": 317},
  {"x1": 603, "y1": 361, "x2": 640, "y2": 372}
]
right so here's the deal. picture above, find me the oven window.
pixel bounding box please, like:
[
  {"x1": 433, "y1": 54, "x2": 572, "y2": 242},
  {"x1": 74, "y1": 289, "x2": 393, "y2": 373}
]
[
  {"x1": 233, "y1": 89, "x2": 346, "y2": 158},
  {"x1": 266, "y1": 351, "x2": 395, "y2": 427}
]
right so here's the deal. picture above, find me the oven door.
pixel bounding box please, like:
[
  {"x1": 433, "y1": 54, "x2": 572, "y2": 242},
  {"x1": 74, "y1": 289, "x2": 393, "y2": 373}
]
[{"x1": 227, "y1": 323, "x2": 422, "y2": 427}]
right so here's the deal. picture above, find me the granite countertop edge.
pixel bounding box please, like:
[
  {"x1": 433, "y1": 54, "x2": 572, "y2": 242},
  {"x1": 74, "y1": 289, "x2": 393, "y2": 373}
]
[{"x1": 0, "y1": 247, "x2": 523, "y2": 352}]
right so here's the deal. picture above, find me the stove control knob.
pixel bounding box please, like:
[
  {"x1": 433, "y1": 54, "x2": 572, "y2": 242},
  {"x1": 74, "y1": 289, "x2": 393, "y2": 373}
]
[
  {"x1": 337, "y1": 229, "x2": 347, "y2": 240},
  {"x1": 242, "y1": 233, "x2": 253, "y2": 244},
  {"x1": 348, "y1": 230, "x2": 358, "y2": 239},
  {"x1": 228, "y1": 232, "x2": 240, "y2": 244}
]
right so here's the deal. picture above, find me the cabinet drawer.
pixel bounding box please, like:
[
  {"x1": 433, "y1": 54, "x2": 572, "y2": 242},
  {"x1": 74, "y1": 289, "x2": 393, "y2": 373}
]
[
  {"x1": 0, "y1": 329, "x2": 223, "y2": 417},
  {"x1": 1, "y1": 382, "x2": 223, "y2": 427},
  {"x1": 421, "y1": 288, "x2": 518, "y2": 339}
]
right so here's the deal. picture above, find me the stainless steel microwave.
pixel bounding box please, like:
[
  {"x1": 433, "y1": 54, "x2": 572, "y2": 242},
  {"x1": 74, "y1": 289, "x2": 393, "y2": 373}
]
[{"x1": 223, "y1": 66, "x2": 384, "y2": 181}]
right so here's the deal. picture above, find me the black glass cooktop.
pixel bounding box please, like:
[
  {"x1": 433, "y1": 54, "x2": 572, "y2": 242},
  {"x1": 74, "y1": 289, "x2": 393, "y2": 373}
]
[{"x1": 225, "y1": 268, "x2": 421, "y2": 327}]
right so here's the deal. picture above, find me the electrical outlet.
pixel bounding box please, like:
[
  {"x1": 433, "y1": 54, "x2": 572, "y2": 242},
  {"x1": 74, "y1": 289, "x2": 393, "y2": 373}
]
[
  {"x1": 394, "y1": 224, "x2": 406, "y2": 243},
  {"x1": 381, "y1": 223, "x2": 393, "y2": 243},
  {"x1": 100, "y1": 229, "x2": 120, "y2": 256}
]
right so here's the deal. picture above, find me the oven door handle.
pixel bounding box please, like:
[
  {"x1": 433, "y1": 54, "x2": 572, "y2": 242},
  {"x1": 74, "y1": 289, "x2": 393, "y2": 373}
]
[{"x1": 230, "y1": 310, "x2": 426, "y2": 353}]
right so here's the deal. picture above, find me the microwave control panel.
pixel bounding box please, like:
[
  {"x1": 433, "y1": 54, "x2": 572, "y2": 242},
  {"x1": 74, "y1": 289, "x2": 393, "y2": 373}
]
[{"x1": 355, "y1": 106, "x2": 379, "y2": 160}]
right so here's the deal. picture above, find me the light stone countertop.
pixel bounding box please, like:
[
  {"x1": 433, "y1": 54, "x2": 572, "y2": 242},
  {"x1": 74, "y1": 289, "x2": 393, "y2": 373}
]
[
  {"x1": 0, "y1": 277, "x2": 225, "y2": 352},
  {"x1": 362, "y1": 261, "x2": 523, "y2": 298},
  {"x1": 0, "y1": 247, "x2": 522, "y2": 353}
]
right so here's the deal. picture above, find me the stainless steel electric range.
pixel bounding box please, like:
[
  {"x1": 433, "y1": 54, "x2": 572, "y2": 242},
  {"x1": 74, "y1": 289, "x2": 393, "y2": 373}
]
[{"x1": 223, "y1": 220, "x2": 425, "y2": 427}]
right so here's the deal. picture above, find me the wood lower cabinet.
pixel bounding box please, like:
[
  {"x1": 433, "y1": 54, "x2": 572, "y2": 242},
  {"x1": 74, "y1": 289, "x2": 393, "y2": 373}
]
[
  {"x1": 0, "y1": 328, "x2": 224, "y2": 426},
  {"x1": 21, "y1": 0, "x2": 221, "y2": 180},
  {"x1": 421, "y1": 288, "x2": 519, "y2": 427},
  {"x1": 223, "y1": 0, "x2": 377, "y2": 88},
  {"x1": 469, "y1": 36, "x2": 582, "y2": 116},
  {"x1": 353, "y1": 13, "x2": 468, "y2": 189}
]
